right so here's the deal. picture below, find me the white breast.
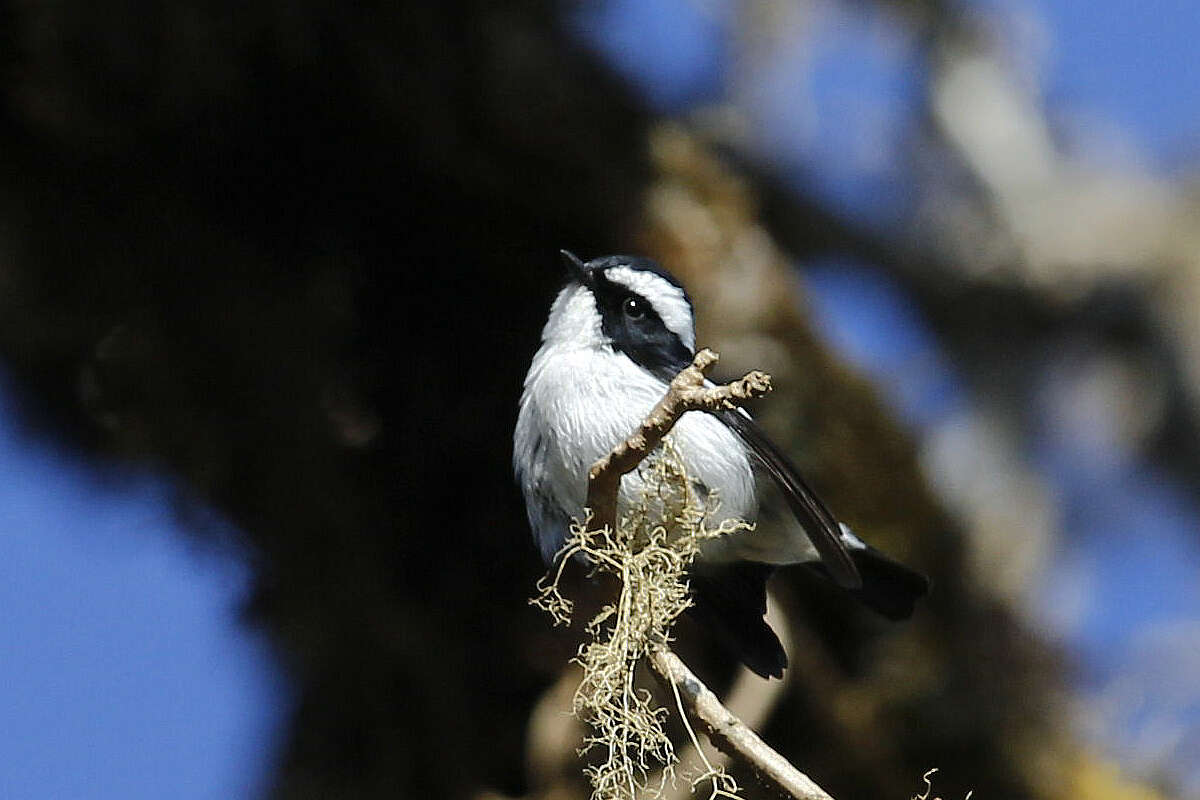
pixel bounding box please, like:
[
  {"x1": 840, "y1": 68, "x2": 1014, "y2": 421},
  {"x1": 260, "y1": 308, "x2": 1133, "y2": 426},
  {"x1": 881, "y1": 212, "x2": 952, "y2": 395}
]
[{"x1": 514, "y1": 342, "x2": 756, "y2": 561}]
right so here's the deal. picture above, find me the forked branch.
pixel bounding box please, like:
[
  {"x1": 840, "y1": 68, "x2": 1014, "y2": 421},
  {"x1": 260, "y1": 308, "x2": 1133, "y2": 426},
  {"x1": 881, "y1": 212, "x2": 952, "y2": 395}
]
[
  {"x1": 584, "y1": 348, "x2": 836, "y2": 800},
  {"x1": 585, "y1": 348, "x2": 770, "y2": 532}
]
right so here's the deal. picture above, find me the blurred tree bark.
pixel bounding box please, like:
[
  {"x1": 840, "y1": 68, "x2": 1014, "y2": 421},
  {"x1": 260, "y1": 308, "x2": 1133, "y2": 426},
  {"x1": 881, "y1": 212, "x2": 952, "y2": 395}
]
[{"x1": 0, "y1": 1, "x2": 1150, "y2": 799}]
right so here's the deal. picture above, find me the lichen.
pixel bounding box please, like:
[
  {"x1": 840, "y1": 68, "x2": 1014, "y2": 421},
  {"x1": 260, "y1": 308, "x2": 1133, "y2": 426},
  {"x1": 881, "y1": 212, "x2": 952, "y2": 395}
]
[{"x1": 532, "y1": 439, "x2": 752, "y2": 800}]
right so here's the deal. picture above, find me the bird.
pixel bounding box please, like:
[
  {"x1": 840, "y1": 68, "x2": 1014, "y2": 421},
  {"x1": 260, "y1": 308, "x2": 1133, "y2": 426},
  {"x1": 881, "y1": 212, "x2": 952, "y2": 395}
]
[{"x1": 513, "y1": 251, "x2": 928, "y2": 678}]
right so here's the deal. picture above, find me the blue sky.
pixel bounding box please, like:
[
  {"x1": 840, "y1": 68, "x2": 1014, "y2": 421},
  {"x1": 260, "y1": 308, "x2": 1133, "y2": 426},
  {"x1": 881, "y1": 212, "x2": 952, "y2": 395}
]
[
  {"x1": 0, "y1": 376, "x2": 288, "y2": 800},
  {"x1": 573, "y1": 0, "x2": 1200, "y2": 209},
  {"x1": 1035, "y1": 0, "x2": 1200, "y2": 164}
]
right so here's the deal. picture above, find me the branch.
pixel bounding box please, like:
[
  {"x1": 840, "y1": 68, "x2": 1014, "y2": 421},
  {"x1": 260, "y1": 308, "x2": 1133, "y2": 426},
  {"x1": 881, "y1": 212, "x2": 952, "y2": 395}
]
[
  {"x1": 654, "y1": 595, "x2": 794, "y2": 800},
  {"x1": 584, "y1": 348, "x2": 837, "y2": 800},
  {"x1": 585, "y1": 348, "x2": 771, "y2": 532},
  {"x1": 648, "y1": 649, "x2": 834, "y2": 800}
]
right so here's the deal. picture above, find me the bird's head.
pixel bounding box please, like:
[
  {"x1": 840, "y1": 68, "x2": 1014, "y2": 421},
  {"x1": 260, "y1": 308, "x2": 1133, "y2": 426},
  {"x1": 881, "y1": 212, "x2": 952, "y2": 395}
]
[{"x1": 542, "y1": 251, "x2": 696, "y2": 377}]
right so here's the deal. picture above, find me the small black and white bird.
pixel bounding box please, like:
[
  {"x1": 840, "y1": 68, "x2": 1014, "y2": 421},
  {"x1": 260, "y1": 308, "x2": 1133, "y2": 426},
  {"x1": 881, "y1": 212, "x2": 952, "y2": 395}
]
[{"x1": 514, "y1": 252, "x2": 928, "y2": 678}]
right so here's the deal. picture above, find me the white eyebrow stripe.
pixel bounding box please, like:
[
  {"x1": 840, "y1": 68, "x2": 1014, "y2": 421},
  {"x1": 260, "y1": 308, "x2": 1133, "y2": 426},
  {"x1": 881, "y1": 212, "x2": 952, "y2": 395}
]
[{"x1": 603, "y1": 265, "x2": 695, "y2": 351}]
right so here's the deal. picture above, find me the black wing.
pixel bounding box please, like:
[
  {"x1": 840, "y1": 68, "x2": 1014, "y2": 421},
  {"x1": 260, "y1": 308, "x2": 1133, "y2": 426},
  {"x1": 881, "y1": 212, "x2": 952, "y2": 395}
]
[{"x1": 717, "y1": 409, "x2": 862, "y2": 589}]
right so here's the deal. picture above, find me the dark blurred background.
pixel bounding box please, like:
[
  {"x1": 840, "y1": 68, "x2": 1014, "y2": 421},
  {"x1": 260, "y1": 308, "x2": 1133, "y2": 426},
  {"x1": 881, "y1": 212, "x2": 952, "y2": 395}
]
[{"x1": 1, "y1": 1, "x2": 1197, "y2": 798}]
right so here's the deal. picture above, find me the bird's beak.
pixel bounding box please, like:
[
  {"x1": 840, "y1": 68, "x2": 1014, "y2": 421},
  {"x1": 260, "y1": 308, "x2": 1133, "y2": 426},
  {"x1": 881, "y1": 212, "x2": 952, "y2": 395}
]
[{"x1": 559, "y1": 250, "x2": 588, "y2": 284}]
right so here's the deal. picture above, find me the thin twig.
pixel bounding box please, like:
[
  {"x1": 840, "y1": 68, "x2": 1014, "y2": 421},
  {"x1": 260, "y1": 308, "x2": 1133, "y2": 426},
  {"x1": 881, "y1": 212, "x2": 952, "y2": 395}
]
[
  {"x1": 584, "y1": 348, "x2": 838, "y2": 800},
  {"x1": 656, "y1": 594, "x2": 794, "y2": 800},
  {"x1": 585, "y1": 348, "x2": 770, "y2": 532},
  {"x1": 647, "y1": 649, "x2": 834, "y2": 800}
]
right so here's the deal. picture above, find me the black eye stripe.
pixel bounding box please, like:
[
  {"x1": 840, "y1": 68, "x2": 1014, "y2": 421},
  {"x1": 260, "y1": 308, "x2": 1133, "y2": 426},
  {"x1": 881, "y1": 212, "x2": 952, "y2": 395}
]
[
  {"x1": 591, "y1": 273, "x2": 663, "y2": 327},
  {"x1": 590, "y1": 270, "x2": 692, "y2": 378}
]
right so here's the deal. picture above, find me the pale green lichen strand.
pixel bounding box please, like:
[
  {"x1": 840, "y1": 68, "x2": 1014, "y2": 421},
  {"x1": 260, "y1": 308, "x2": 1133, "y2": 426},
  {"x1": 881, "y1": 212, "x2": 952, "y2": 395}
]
[{"x1": 532, "y1": 440, "x2": 752, "y2": 800}]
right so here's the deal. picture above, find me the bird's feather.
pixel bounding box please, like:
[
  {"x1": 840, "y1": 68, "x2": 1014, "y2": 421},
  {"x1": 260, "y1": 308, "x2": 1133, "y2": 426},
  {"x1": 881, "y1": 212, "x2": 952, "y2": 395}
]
[
  {"x1": 803, "y1": 544, "x2": 929, "y2": 620},
  {"x1": 715, "y1": 409, "x2": 861, "y2": 589},
  {"x1": 687, "y1": 562, "x2": 786, "y2": 679}
]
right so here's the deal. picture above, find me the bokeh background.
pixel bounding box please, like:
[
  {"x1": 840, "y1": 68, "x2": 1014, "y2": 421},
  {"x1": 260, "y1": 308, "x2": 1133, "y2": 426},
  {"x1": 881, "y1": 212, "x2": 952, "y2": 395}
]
[{"x1": 1, "y1": 0, "x2": 1197, "y2": 798}]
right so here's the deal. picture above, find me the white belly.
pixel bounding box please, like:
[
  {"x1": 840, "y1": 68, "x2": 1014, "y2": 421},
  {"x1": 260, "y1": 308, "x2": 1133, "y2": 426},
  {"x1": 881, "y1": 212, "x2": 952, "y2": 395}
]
[{"x1": 516, "y1": 344, "x2": 757, "y2": 558}]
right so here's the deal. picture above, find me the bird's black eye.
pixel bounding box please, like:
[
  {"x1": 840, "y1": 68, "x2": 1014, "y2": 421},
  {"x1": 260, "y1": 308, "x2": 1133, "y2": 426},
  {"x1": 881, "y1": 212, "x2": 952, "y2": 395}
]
[{"x1": 623, "y1": 296, "x2": 645, "y2": 319}]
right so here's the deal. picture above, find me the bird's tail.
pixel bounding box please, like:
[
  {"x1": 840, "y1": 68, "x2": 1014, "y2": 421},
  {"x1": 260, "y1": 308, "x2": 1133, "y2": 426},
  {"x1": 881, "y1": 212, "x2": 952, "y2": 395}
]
[
  {"x1": 687, "y1": 548, "x2": 928, "y2": 679},
  {"x1": 686, "y1": 562, "x2": 786, "y2": 679},
  {"x1": 805, "y1": 545, "x2": 929, "y2": 620}
]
